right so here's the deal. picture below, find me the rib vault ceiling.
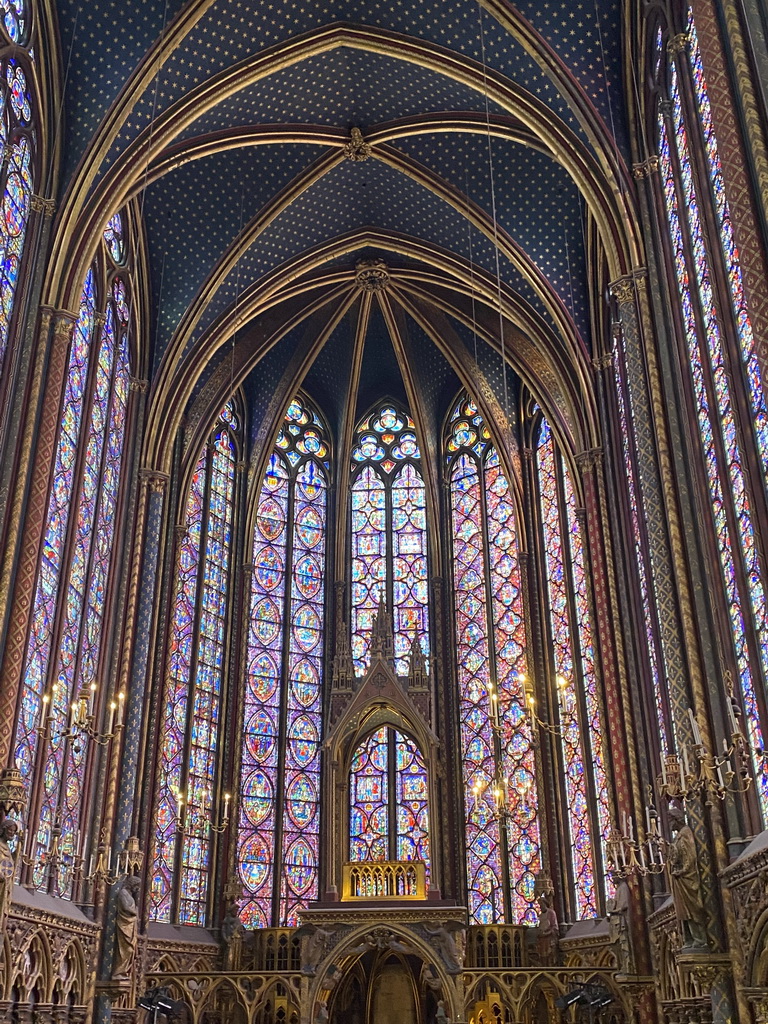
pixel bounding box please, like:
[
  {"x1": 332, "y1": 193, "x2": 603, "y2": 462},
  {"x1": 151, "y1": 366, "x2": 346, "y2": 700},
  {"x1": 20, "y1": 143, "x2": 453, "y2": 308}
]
[{"x1": 46, "y1": 0, "x2": 637, "y2": 476}]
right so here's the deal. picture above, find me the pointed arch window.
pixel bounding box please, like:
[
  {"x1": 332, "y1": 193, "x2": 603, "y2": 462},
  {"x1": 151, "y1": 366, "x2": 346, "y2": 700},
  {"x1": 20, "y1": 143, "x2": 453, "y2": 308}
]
[
  {"x1": 236, "y1": 398, "x2": 328, "y2": 928},
  {"x1": 150, "y1": 403, "x2": 238, "y2": 925},
  {"x1": 14, "y1": 215, "x2": 133, "y2": 898},
  {"x1": 535, "y1": 417, "x2": 610, "y2": 919},
  {"x1": 655, "y1": 10, "x2": 768, "y2": 816},
  {"x1": 351, "y1": 404, "x2": 429, "y2": 675},
  {"x1": 349, "y1": 727, "x2": 430, "y2": 868},
  {"x1": 446, "y1": 397, "x2": 539, "y2": 925},
  {"x1": 0, "y1": 10, "x2": 36, "y2": 373}
]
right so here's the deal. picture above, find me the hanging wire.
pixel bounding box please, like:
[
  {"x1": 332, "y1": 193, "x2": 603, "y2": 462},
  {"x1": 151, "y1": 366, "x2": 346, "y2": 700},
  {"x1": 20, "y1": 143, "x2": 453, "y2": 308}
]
[
  {"x1": 229, "y1": 183, "x2": 247, "y2": 406},
  {"x1": 465, "y1": 163, "x2": 479, "y2": 368},
  {"x1": 50, "y1": 4, "x2": 81, "y2": 186},
  {"x1": 476, "y1": 3, "x2": 511, "y2": 440}
]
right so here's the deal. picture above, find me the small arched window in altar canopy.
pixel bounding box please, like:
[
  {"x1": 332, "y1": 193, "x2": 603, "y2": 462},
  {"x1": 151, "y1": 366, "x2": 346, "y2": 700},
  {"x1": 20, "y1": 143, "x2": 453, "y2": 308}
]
[
  {"x1": 351, "y1": 403, "x2": 429, "y2": 676},
  {"x1": 0, "y1": 11, "x2": 36, "y2": 373},
  {"x1": 237, "y1": 395, "x2": 328, "y2": 928},
  {"x1": 150, "y1": 401, "x2": 238, "y2": 926},
  {"x1": 446, "y1": 395, "x2": 540, "y2": 926},
  {"x1": 15, "y1": 213, "x2": 132, "y2": 899},
  {"x1": 349, "y1": 727, "x2": 430, "y2": 873},
  {"x1": 656, "y1": 8, "x2": 768, "y2": 818}
]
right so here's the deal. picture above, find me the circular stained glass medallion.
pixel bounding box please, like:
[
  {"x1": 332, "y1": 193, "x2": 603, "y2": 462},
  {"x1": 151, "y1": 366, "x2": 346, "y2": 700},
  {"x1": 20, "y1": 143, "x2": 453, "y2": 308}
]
[{"x1": 238, "y1": 834, "x2": 272, "y2": 891}]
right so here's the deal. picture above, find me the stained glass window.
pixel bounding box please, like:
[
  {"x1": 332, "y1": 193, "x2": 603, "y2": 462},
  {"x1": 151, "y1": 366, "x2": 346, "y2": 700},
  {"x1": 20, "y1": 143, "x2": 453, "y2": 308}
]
[
  {"x1": 536, "y1": 418, "x2": 610, "y2": 918},
  {"x1": 0, "y1": 50, "x2": 35, "y2": 371},
  {"x1": 15, "y1": 217, "x2": 132, "y2": 897},
  {"x1": 349, "y1": 727, "x2": 430, "y2": 869},
  {"x1": 237, "y1": 397, "x2": 328, "y2": 928},
  {"x1": 447, "y1": 397, "x2": 539, "y2": 925},
  {"x1": 150, "y1": 405, "x2": 238, "y2": 925},
  {"x1": 351, "y1": 404, "x2": 429, "y2": 675},
  {"x1": 657, "y1": 18, "x2": 768, "y2": 817}
]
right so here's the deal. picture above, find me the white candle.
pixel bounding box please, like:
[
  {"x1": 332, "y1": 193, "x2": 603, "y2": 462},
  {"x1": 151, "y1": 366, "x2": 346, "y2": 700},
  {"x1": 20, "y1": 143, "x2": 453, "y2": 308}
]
[
  {"x1": 107, "y1": 702, "x2": 115, "y2": 736},
  {"x1": 679, "y1": 753, "x2": 686, "y2": 791},
  {"x1": 117, "y1": 692, "x2": 126, "y2": 726},
  {"x1": 661, "y1": 756, "x2": 668, "y2": 786},
  {"x1": 688, "y1": 708, "x2": 703, "y2": 745},
  {"x1": 627, "y1": 815, "x2": 634, "y2": 841},
  {"x1": 682, "y1": 745, "x2": 691, "y2": 780}
]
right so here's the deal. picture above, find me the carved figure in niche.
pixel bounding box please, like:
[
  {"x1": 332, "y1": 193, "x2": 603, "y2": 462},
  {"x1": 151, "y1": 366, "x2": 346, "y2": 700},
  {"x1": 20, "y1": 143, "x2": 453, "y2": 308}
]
[
  {"x1": 435, "y1": 999, "x2": 449, "y2": 1023},
  {"x1": 536, "y1": 892, "x2": 559, "y2": 963},
  {"x1": 0, "y1": 819, "x2": 18, "y2": 926},
  {"x1": 296, "y1": 923, "x2": 339, "y2": 974},
  {"x1": 422, "y1": 922, "x2": 465, "y2": 974},
  {"x1": 607, "y1": 875, "x2": 634, "y2": 973},
  {"x1": 113, "y1": 875, "x2": 141, "y2": 979},
  {"x1": 315, "y1": 1001, "x2": 329, "y2": 1024},
  {"x1": 221, "y1": 900, "x2": 246, "y2": 969},
  {"x1": 666, "y1": 803, "x2": 708, "y2": 950}
]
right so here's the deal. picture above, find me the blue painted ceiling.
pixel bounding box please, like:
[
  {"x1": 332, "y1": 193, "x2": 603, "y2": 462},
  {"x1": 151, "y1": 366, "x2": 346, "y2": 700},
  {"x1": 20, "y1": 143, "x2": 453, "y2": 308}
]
[{"x1": 52, "y1": 0, "x2": 628, "y2": 451}]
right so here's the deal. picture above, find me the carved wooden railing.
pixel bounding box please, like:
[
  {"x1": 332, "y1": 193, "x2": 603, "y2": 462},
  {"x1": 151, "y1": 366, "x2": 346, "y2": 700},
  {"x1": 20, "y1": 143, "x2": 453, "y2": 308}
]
[
  {"x1": 341, "y1": 859, "x2": 427, "y2": 900},
  {"x1": 465, "y1": 924, "x2": 528, "y2": 969}
]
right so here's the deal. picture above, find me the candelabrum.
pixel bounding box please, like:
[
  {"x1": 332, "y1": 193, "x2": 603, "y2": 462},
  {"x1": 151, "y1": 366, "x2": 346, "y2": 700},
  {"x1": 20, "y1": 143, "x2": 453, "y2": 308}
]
[
  {"x1": 606, "y1": 799, "x2": 667, "y2": 877},
  {"x1": 656, "y1": 707, "x2": 753, "y2": 803},
  {"x1": 36, "y1": 683, "x2": 126, "y2": 747},
  {"x1": 173, "y1": 787, "x2": 231, "y2": 837}
]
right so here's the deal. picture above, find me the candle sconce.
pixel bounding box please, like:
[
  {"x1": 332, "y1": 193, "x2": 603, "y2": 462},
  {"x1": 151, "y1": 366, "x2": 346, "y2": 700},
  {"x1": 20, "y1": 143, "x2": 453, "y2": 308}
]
[
  {"x1": 606, "y1": 795, "x2": 667, "y2": 877},
  {"x1": 656, "y1": 707, "x2": 753, "y2": 803},
  {"x1": 35, "y1": 684, "x2": 126, "y2": 748},
  {"x1": 173, "y1": 788, "x2": 231, "y2": 838}
]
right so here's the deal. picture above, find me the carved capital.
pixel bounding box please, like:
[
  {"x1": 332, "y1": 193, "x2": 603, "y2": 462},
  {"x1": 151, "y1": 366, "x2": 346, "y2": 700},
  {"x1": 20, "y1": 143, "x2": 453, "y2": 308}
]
[
  {"x1": 30, "y1": 194, "x2": 56, "y2": 216},
  {"x1": 41, "y1": 307, "x2": 78, "y2": 343},
  {"x1": 236, "y1": 460, "x2": 247, "y2": 474},
  {"x1": 609, "y1": 276, "x2": 635, "y2": 305},
  {"x1": 593, "y1": 351, "x2": 615, "y2": 370},
  {"x1": 575, "y1": 447, "x2": 603, "y2": 472},
  {"x1": 128, "y1": 377, "x2": 149, "y2": 393},
  {"x1": 667, "y1": 32, "x2": 689, "y2": 54},
  {"x1": 355, "y1": 258, "x2": 389, "y2": 292},
  {"x1": 0, "y1": 766, "x2": 26, "y2": 816},
  {"x1": 93, "y1": 311, "x2": 107, "y2": 328},
  {"x1": 139, "y1": 468, "x2": 169, "y2": 494},
  {"x1": 632, "y1": 156, "x2": 660, "y2": 178},
  {"x1": 343, "y1": 126, "x2": 371, "y2": 162}
]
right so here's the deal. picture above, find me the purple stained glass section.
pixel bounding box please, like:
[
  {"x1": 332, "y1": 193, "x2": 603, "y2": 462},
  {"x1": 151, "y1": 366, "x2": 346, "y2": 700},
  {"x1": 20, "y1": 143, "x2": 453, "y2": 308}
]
[
  {"x1": 451, "y1": 452, "x2": 504, "y2": 923},
  {"x1": 351, "y1": 465, "x2": 386, "y2": 672},
  {"x1": 537, "y1": 422, "x2": 597, "y2": 919},
  {"x1": 0, "y1": 59, "x2": 33, "y2": 368},
  {"x1": 391, "y1": 464, "x2": 429, "y2": 673},
  {"x1": 17, "y1": 270, "x2": 96, "y2": 859},
  {"x1": 179, "y1": 429, "x2": 236, "y2": 925},
  {"x1": 279, "y1": 458, "x2": 326, "y2": 925},
  {"x1": 485, "y1": 448, "x2": 540, "y2": 923},
  {"x1": 395, "y1": 732, "x2": 429, "y2": 866},
  {"x1": 150, "y1": 453, "x2": 206, "y2": 922},
  {"x1": 350, "y1": 727, "x2": 389, "y2": 861},
  {"x1": 659, "y1": 69, "x2": 768, "y2": 816},
  {"x1": 238, "y1": 453, "x2": 289, "y2": 928}
]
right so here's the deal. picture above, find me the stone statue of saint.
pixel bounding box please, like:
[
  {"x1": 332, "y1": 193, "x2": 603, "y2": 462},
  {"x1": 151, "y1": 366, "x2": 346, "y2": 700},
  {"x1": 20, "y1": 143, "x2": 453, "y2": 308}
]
[
  {"x1": 666, "y1": 803, "x2": 708, "y2": 950},
  {"x1": 435, "y1": 999, "x2": 449, "y2": 1023},
  {"x1": 221, "y1": 901, "x2": 246, "y2": 969},
  {"x1": 0, "y1": 819, "x2": 18, "y2": 927},
  {"x1": 315, "y1": 1000, "x2": 329, "y2": 1024},
  {"x1": 112, "y1": 875, "x2": 141, "y2": 979},
  {"x1": 607, "y1": 876, "x2": 634, "y2": 973},
  {"x1": 422, "y1": 922, "x2": 465, "y2": 974},
  {"x1": 536, "y1": 892, "x2": 559, "y2": 963}
]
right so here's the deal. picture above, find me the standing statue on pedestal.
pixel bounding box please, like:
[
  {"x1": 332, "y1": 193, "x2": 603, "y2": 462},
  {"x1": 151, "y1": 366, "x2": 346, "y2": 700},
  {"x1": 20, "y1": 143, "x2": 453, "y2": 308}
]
[
  {"x1": 0, "y1": 819, "x2": 18, "y2": 929},
  {"x1": 536, "y1": 892, "x2": 559, "y2": 964},
  {"x1": 112, "y1": 875, "x2": 141, "y2": 979},
  {"x1": 422, "y1": 922, "x2": 465, "y2": 974},
  {"x1": 607, "y1": 876, "x2": 634, "y2": 974},
  {"x1": 666, "y1": 803, "x2": 708, "y2": 950},
  {"x1": 221, "y1": 900, "x2": 246, "y2": 970}
]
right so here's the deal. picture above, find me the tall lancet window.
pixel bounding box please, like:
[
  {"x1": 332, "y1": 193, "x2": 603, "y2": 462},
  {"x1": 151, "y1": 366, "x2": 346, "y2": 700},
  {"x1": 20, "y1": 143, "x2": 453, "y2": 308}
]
[
  {"x1": 655, "y1": 11, "x2": 768, "y2": 817},
  {"x1": 15, "y1": 214, "x2": 133, "y2": 898},
  {"x1": 447, "y1": 397, "x2": 539, "y2": 925},
  {"x1": 351, "y1": 404, "x2": 429, "y2": 675},
  {"x1": 535, "y1": 417, "x2": 610, "y2": 919},
  {"x1": 349, "y1": 728, "x2": 430, "y2": 868},
  {"x1": 236, "y1": 398, "x2": 328, "y2": 928},
  {"x1": 0, "y1": 7, "x2": 36, "y2": 373},
  {"x1": 150, "y1": 403, "x2": 238, "y2": 925}
]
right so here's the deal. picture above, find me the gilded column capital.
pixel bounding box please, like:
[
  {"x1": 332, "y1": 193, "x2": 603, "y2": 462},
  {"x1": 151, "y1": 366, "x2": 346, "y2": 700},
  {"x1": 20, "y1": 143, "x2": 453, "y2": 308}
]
[
  {"x1": 522, "y1": 446, "x2": 534, "y2": 462},
  {"x1": 40, "y1": 306, "x2": 78, "y2": 339},
  {"x1": 174, "y1": 524, "x2": 189, "y2": 542},
  {"x1": 30, "y1": 194, "x2": 56, "y2": 217},
  {"x1": 138, "y1": 468, "x2": 169, "y2": 494},
  {"x1": 632, "y1": 156, "x2": 660, "y2": 179},
  {"x1": 592, "y1": 351, "x2": 615, "y2": 370},
  {"x1": 236, "y1": 460, "x2": 247, "y2": 475},
  {"x1": 128, "y1": 377, "x2": 149, "y2": 393},
  {"x1": 608, "y1": 275, "x2": 635, "y2": 305},
  {"x1": 93, "y1": 311, "x2": 107, "y2": 328},
  {"x1": 667, "y1": 32, "x2": 689, "y2": 55},
  {"x1": 575, "y1": 447, "x2": 603, "y2": 473}
]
